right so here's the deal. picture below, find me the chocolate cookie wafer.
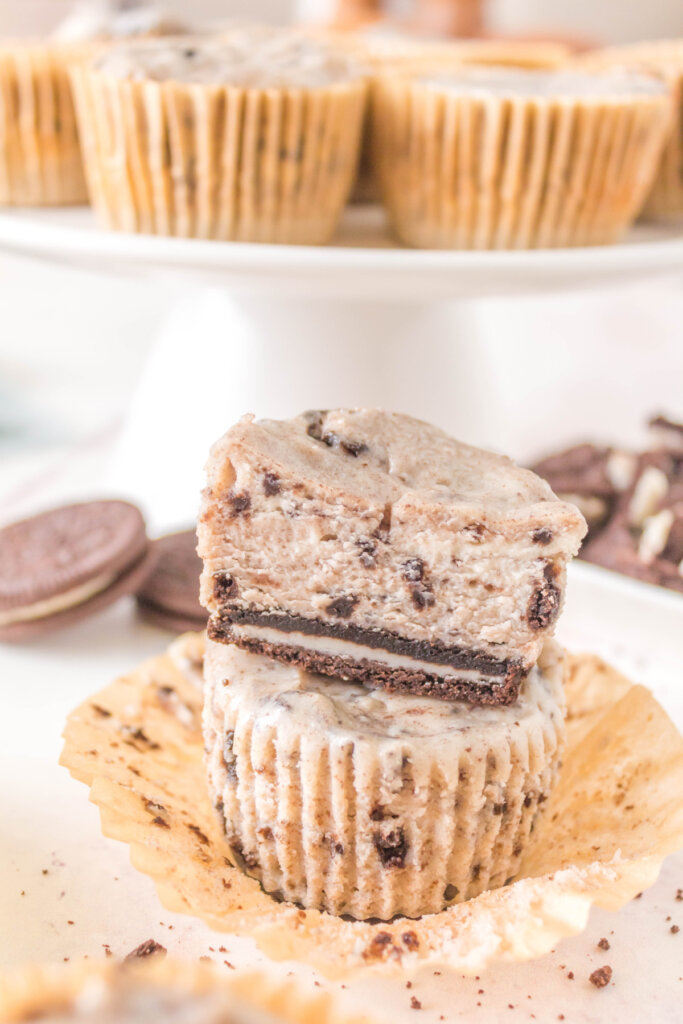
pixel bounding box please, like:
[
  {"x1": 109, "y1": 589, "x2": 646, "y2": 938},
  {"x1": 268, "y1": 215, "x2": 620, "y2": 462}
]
[
  {"x1": 0, "y1": 500, "x2": 151, "y2": 641},
  {"x1": 136, "y1": 529, "x2": 207, "y2": 634}
]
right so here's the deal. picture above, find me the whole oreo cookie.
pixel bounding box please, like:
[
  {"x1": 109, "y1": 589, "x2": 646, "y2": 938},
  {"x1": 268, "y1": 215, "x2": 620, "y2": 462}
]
[
  {"x1": 0, "y1": 500, "x2": 152, "y2": 642},
  {"x1": 136, "y1": 529, "x2": 206, "y2": 634}
]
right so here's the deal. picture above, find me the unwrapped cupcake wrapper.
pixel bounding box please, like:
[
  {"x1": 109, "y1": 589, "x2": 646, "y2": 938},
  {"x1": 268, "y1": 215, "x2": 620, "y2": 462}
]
[
  {"x1": 59, "y1": 633, "x2": 683, "y2": 979},
  {"x1": 373, "y1": 76, "x2": 672, "y2": 249},
  {"x1": 70, "y1": 65, "x2": 366, "y2": 242},
  {"x1": 0, "y1": 45, "x2": 87, "y2": 206},
  {"x1": 204, "y1": 643, "x2": 565, "y2": 921}
]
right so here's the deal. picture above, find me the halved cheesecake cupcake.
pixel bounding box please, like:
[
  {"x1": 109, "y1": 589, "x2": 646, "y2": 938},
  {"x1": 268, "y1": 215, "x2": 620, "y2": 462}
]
[
  {"x1": 70, "y1": 28, "x2": 367, "y2": 241},
  {"x1": 372, "y1": 65, "x2": 672, "y2": 248},
  {"x1": 198, "y1": 410, "x2": 585, "y2": 706},
  {"x1": 204, "y1": 637, "x2": 566, "y2": 920}
]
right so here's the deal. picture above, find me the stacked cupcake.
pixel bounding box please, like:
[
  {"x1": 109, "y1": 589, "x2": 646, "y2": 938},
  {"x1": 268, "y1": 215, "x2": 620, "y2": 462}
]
[{"x1": 197, "y1": 409, "x2": 586, "y2": 920}]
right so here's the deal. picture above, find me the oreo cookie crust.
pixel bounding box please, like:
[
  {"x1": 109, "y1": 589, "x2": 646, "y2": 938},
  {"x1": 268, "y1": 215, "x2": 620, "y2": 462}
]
[
  {"x1": 0, "y1": 500, "x2": 151, "y2": 641},
  {"x1": 136, "y1": 529, "x2": 207, "y2": 633},
  {"x1": 199, "y1": 410, "x2": 586, "y2": 705}
]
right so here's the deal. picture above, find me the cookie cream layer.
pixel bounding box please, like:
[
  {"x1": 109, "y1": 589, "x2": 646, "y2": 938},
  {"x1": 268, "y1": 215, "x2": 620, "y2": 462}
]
[
  {"x1": 199, "y1": 410, "x2": 586, "y2": 701},
  {"x1": 0, "y1": 571, "x2": 115, "y2": 627},
  {"x1": 94, "y1": 29, "x2": 365, "y2": 87},
  {"x1": 204, "y1": 638, "x2": 566, "y2": 920}
]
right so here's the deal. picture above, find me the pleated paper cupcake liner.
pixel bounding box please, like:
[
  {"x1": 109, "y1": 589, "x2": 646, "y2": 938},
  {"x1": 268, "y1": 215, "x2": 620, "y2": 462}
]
[
  {"x1": 577, "y1": 42, "x2": 683, "y2": 220},
  {"x1": 204, "y1": 640, "x2": 565, "y2": 921},
  {"x1": 70, "y1": 64, "x2": 366, "y2": 242},
  {"x1": 372, "y1": 75, "x2": 672, "y2": 249},
  {"x1": 348, "y1": 36, "x2": 570, "y2": 204},
  {"x1": 0, "y1": 44, "x2": 87, "y2": 206},
  {"x1": 59, "y1": 632, "x2": 683, "y2": 978}
]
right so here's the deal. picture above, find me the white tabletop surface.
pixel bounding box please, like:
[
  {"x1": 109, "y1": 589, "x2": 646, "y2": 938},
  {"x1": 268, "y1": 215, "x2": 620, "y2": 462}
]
[{"x1": 2, "y1": 443, "x2": 683, "y2": 1024}]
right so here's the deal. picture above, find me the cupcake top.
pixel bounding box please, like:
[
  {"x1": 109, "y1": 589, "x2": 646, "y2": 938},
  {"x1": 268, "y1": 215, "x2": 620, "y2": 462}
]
[
  {"x1": 206, "y1": 639, "x2": 564, "y2": 752},
  {"x1": 93, "y1": 28, "x2": 366, "y2": 87},
  {"x1": 419, "y1": 66, "x2": 668, "y2": 99},
  {"x1": 53, "y1": 1, "x2": 189, "y2": 43}
]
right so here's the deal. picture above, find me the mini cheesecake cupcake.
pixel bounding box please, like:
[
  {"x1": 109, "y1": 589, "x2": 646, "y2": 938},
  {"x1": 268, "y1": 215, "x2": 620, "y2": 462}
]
[
  {"x1": 0, "y1": 4, "x2": 189, "y2": 207},
  {"x1": 69, "y1": 29, "x2": 367, "y2": 242},
  {"x1": 578, "y1": 41, "x2": 683, "y2": 220},
  {"x1": 204, "y1": 638, "x2": 565, "y2": 921},
  {"x1": 372, "y1": 66, "x2": 672, "y2": 249},
  {"x1": 345, "y1": 34, "x2": 571, "y2": 202}
]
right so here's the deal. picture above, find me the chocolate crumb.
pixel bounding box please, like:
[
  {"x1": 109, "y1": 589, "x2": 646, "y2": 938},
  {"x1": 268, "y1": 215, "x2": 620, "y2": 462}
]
[
  {"x1": 672, "y1": 925, "x2": 680, "y2": 934},
  {"x1": 410, "y1": 585, "x2": 435, "y2": 610},
  {"x1": 401, "y1": 557, "x2": 425, "y2": 582},
  {"x1": 213, "y1": 571, "x2": 238, "y2": 601},
  {"x1": 597, "y1": 938, "x2": 610, "y2": 950},
  {"x1": 373, "y1": 828, "x2": 408, "y2": 868},
  {"x1": 532, "y1": 528, "x2": 553, "y2": 545},
  {"x1": 406, "y1": 981, "x2": 412, "y2": 989},
  {"x1": 325, "y1": 595, "x2": 359, "y2": 618},
  {"x1": 567, "y1": 972, "x2": 574, "y2": 980},
  {"x1": 410, "y1": 996, "x2": 422, "y2": 1010},
  {"x1": 589, "y1": 966, "x2": 612, "y2": 989},
  {"x1": 263, "y1": 472, "x2": 281, "y2": 496},
  {"x1": 229, "y1": 492, "x2": 251, "y2": 517},
  {"x1": 676, "y1": 889, "x2": 683, "y2": 901},
  {"x1": 634, "y1": 892, "x2": 643, "y2": 899},
  {"x1": 125, "y1": 940, "x2": 167, "y2": 961},
  {"x1": 402, "y1": 930, "x2": 419, "y2": 951}
]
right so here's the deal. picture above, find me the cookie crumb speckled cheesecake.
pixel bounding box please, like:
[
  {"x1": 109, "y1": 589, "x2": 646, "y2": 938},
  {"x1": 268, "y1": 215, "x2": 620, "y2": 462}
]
[
  {"x1": 204, "y1": 637, "x2": 565, "y2": 920},
  {"x1": 198, "y1": 409, "x2": 586, "y2": 705}
]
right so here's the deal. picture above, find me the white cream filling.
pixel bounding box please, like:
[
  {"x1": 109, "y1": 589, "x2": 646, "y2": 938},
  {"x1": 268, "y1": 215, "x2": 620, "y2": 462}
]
[
  {"x1": 0, "y1": 572, "x2": 116, "y2": 627},
  {"x1": 231, "y1": 623, "x2": 508, "y2": 684}
]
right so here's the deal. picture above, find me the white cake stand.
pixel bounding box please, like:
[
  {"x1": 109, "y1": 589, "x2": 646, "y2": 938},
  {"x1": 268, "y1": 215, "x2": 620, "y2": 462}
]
[{"x1": 0, "y1": 204, "x2": 681, "y2": 528}]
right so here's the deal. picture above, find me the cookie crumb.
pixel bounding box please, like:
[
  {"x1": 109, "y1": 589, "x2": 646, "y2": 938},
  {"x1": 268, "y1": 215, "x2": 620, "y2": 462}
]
[
  {"x1": 597, "y1": 938, "x2": 610, "y2": 950},
  {"x1": 589, "y1": 966, "x2": 612, "y2": 989},
  {"x1": 410, "y1": 996, "x2": 422, "y2": 1010},
  {"x1": 124, "y1": 939, "x2": 167, "y2": 961}
]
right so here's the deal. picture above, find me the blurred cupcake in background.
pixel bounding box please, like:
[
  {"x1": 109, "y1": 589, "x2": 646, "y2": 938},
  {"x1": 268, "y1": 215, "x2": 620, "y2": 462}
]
[
  {"x1": 0, "y1": 1, "x2": 191, "y2": 207},
  {"x1": 372, "y1": 65, "x2": 673, "y2": 248},
  {"x1": 578, "y1": 40, "x2": 683, "y2": 221},
  {"x1": 70, "y1": 27, "x2": 367, "y2": 242}
]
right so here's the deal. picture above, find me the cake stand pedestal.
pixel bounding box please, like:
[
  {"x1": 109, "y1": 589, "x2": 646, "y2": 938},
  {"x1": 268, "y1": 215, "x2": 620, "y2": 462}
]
[{"x1": 0, "y1": 204, "x2": 681, "y2": 529}]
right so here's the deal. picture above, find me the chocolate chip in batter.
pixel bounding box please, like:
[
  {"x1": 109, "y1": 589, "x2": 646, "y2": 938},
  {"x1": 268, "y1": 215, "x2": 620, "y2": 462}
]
[
  {"x1": 463, "y1": 522, "x2": 487, "y2": 542},
  {"x1": 357, "y1": 538, "x2": 378, "y2": 568},
  {"x1": 527, "y1": 561, "x2": 561, "y2": 630},
  {"x1": 213, "y1": 571, "x2": 238, "y2": 601},
  {"x1": 402, "y1": 930, "x2": 420, "y2": 950},
  {"x1": 304, "y1": 409, "x2": 329, "y2": 441},
  {"x1": 263, "y1": 472, "x2": 281, "y2": 496},
  {"x1": 373, "y1": 828, "x2": 408, "y2": 868},
  {"x1": 444, "y1": 884, "x2": 459, "y2": 901},
  {"x1": 402, "y1": 557, "x2": 425, "y2": 582},
  {"x1": 410, "y1": 585, "x2": 435, "y2": 610},
  {"x1": 532, "y1": 527, "x2": 553, "y2": 545},
  {"x1": 325, "y1": 595, "x2": 359, "y2": 618},
  {"x1": 229, "y1": 492, "x2": 251, "y2": 517}
]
